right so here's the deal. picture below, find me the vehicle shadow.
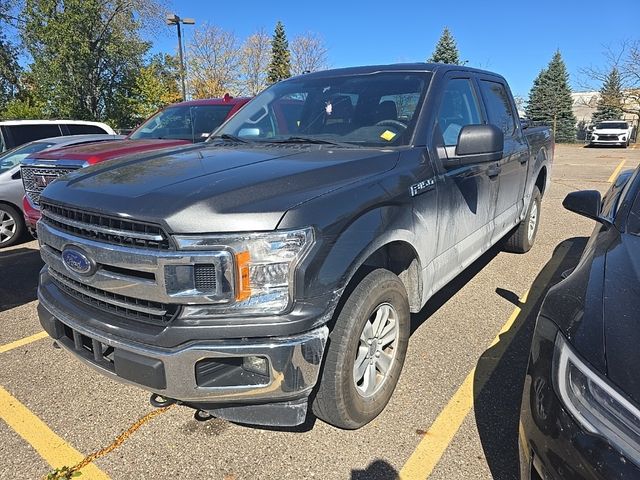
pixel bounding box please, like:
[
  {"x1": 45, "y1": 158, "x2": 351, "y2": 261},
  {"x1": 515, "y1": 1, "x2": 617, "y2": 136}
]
[
  {"x1": 472, "y1": 236, "x2": 588, "y2": 480},
  {"x1": 410, "y1": 243, "x2": 502, "y2": 334},
  {"x1": 0, "y1": 246, "x2": 43, "y2": 312},
  {"x1": 351, "y1": 459, "x2": 399, "y2": 479}
]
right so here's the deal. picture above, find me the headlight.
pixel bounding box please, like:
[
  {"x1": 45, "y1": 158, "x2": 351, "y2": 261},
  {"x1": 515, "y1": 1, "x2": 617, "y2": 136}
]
[
  {"x1": 553, "y1": 333, "x2": 640, "y2": 465},
  {"x1": 174, "y1": 227, "x2": 314, "y2": 316}
]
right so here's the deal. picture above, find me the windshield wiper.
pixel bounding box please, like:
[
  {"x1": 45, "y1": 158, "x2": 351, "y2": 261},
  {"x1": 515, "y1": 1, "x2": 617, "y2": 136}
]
[
  {"x1": 210, "y1": 133, "x2": 250, "y2": 144},
  {"x1": 269, "y1": 136, "x2": 352, "y2": 147}
]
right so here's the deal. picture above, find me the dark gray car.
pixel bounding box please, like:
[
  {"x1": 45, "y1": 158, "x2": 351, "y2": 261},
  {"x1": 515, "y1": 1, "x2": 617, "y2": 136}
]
[{"x1": 0, "y1": 134, "x2": 122, "y2": 247}]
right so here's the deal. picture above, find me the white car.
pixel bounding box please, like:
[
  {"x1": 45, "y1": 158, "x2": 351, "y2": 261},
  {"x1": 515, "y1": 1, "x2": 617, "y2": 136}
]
[
  {"x1": 590, "y1": 120, "x2": 633, "y2": 147},
  {"x1": 0, "y1": 120, "x2": 116, "y2": 152}
]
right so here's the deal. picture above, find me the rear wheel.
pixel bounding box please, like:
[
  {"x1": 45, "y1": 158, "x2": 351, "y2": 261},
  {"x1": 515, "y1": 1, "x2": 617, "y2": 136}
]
[
  {"x1": 0, "y1": 204, "x2": 24, "y2": 248},
  {"x1": 503, "y1": 186, "x2": 541, "y2": 254},
  {"x1": 312, "y1": 269, "x2": 410, "y2": 429}
]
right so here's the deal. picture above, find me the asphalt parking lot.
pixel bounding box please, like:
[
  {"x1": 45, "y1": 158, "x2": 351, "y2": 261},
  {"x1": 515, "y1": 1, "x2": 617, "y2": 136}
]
[{"x1": 1, "y1": 144, "x2": 639, "y2": 480}]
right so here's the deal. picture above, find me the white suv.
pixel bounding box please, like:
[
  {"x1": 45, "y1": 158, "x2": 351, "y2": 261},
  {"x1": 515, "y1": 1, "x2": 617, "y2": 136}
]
[
  {"x1": 0, "y1": 120, "x2": 116, "y2": 152},
  {"x1": 590, "y1": 120, "x2": 633, "y2": 147}
]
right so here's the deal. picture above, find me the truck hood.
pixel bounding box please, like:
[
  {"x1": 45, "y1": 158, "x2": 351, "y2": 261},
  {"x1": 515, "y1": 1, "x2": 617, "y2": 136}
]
[
  {"x1": 602, "y1": 233, "x2": 640, "y2": 405},
  {"x1": 41, "y1": 143, "x2": 399, "y2": 232},
  {"x1": 33, "y1": 139, "x2": 191, "y2": 165}
]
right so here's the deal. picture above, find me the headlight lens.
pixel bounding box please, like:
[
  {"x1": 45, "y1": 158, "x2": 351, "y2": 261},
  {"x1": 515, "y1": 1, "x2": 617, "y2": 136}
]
[
  {"x1": 553, "y1": 333, "x2": 640, "y2": 465},
  {"x1": 174, "y1": 227, "x2": 314, "y2": 316}
]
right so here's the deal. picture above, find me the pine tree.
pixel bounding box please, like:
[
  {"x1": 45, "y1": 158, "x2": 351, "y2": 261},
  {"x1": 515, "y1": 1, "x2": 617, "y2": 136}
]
[
  {"x1": 592, "y1": 67, "x2": 624, "y2": 124},
  {"x1": 267, "y1": 21, "x2": 291, "y2": 84},
  {"x1": 525, "y1": 51, "x2": 576, "y2": 143},
  {"x1": 428, "y1": 27, "x2": 461, "y2": 65}
]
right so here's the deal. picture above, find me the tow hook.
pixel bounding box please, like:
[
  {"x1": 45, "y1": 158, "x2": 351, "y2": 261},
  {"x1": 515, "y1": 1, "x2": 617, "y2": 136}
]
[
  {"x1": 194, "y1": 409, "x2": 214, "y2": 422},
  {"x1": 149, "y1": 393, "x2": 177, "y2": 408}
]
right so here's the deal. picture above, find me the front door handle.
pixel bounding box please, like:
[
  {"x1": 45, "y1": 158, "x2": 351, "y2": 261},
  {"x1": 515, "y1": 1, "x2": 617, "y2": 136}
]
[{"x1": 487, "y1": 165, "x2": 501, "y2": 178}]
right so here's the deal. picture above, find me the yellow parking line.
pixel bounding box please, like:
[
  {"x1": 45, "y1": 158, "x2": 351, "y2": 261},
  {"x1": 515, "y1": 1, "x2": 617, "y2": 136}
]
[
  {"x1": 608, "y1": 160, "x2": 626, "y2": 183},
  {"x1": 399, "y1": 292, "x2": 528, "y2": 479},
  {"x1": 0, "y1": 386, "x2": 110, "y2": 479},
  {"x1": 0, "y1": 331, "x2": 48, "y2": 354}
]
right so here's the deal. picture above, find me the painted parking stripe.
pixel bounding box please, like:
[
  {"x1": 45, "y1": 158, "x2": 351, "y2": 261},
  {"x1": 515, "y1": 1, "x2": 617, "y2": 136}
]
[
  {"x1": 400, "y1": 242, "x2": 571, "y2": 479},
  {"x1": 0, "y1": 331, "x2": 48, "y2": 354},
  {"x1": 608, "y1": 160, "x2": 626, "y2": 183},
  {"x1": 0, "y1": 386, "x2": 110, "y2": 479}
]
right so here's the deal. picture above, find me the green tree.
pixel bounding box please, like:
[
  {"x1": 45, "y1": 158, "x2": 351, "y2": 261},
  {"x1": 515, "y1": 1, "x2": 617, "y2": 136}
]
[
  {"x1": 592, "y1": 67, "x2": 624, "y2": 124},
  {"x1": 130, "y1": 53, "x2": 181, "y2": 122},
  {"x1": 20, "y1": 0, "x2": 159, "y2": 128},
  {"x1": 267, "y1": 21, "x2": 291, "y2": 84},
  {"x1": 428, "y1": 27, "x2": 461, "y2": 65},
  {"x1": 526, "y1": 51, "x2": 576, "y2": 142},
  {"x1": 0, "y1": 1, "x2": 20, "y2": 111}
]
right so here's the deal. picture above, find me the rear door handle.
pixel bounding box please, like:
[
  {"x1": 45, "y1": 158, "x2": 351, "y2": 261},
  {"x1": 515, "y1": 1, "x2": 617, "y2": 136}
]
[{"x1": 487, "y1": 165, "x2": 501, "y2": 178}]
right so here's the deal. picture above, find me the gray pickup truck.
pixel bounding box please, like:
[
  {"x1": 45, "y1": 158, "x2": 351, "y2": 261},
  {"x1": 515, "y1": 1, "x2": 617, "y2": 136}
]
[{"x1": 36, "y1": 63, "x2": 553, "y2": 429}]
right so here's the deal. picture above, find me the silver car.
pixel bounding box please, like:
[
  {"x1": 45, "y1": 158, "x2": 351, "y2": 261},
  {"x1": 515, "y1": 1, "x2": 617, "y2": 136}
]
[{"x1": 0, "y1": 134, "x2": 123, "y2": 247}]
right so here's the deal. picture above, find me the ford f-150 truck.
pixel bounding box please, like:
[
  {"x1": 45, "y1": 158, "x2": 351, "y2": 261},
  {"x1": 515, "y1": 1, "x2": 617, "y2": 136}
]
[
  {"x1": 21, "y1": 95, "x2": 250, "y2": 232},
  {"x1": 35, "y1": 64, "x2": 553, "y2": 429}
]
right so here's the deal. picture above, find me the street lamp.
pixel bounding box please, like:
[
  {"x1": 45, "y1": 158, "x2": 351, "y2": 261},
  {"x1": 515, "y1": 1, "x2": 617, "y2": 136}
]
[{"x1": 166, "y1": 14, "x2": 195, "y2": 101}]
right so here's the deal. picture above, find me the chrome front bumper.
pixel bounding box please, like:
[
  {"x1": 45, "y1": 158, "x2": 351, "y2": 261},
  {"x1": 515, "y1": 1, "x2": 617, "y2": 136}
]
[{"x1": 38, "y1": 292, "x2": 328, "y2": 406}]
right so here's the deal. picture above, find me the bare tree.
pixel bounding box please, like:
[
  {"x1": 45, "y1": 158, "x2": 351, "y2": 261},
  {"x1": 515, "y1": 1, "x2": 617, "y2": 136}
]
[
  {"x1": 187, "y1": 23, "x2": 240, "y2": 98},
  {"x1": 290, "y1": 32, "x2": 329, "y2": 76},
  {"x1": 579, "y1": 41, "x2": 640, "y2": 121},
  {"x1": 239, "y1": 29, "x2": 271, "y2": 96}
]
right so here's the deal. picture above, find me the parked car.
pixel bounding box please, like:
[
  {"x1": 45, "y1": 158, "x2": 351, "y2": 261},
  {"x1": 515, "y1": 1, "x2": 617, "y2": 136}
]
[
  {"x1": 0, "y1": 134, "x2": 122, "y2": 248},
  {"x1": 35, "y1": 63, "x2": 553, "y2": 428},
  {"x1": 520, "y1": 167, "x2": 640, "y2": 479},
  {"x1": 21, "y1": 95, "x2": 251, "y2": 230},
  {"x1": 589, "y1": 120, "x2": 633, "y2": 147},
  {"x1": 0, "y1": 120, "x2": 116, "y2": 152}
]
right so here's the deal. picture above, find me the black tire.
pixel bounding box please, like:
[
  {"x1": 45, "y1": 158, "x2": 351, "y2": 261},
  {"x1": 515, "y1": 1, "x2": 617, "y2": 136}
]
[
  {"x1": 503, "y1": 186, "x2": 541, "y2": 254},
  {"x1": 0, "y1": 204, "x2": 25, "y2": 248},
  {"x1": 312, "y1": 268, "x2": 410, "y2": 429}
]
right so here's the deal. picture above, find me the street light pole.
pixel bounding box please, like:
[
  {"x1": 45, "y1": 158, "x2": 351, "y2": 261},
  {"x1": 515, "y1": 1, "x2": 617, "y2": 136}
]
[{"x1": 166, "y1": 14, "x2": 195, "y2": 102}]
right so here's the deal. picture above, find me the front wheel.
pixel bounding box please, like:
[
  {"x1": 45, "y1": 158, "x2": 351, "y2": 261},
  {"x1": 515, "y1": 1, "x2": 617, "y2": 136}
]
[
  {"x1": 0, "y1": 204, "x2": 25, "y2": 248},
  {"x1": 312, "y1": 269, "x2": 410, "y2": 429},
  {"x1": 503, "y1": 186, "x2": 542, "y2": 254}
]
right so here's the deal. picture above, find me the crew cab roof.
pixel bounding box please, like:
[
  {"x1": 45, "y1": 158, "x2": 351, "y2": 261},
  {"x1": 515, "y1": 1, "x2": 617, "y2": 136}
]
[
  {"x1": 296, "y1": 62, "x2": 507, "y2": 81},
  {"x1": 168, "y1": 96, "x2": 251, "y2": 108}
]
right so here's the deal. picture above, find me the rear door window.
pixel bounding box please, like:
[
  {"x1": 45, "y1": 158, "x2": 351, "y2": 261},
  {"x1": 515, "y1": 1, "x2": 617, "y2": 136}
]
[
  {"x1": 6, "y1": 124, "x2": 63, "y2": 147},
  {"x1": 437, "y1": 78, "x2": 482, "y2": 146},
  {"x1": 479, "y1": 80, "x2": 516, "y2": 137},
  {"x1": 65, "y1": 124, "x2": 110, "y2": 135}
]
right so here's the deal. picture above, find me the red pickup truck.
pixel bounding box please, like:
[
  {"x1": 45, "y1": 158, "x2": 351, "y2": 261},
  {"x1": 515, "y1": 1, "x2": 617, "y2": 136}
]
[{"x1": 21, "y1": 95, "x2": 250, "y2": 232}]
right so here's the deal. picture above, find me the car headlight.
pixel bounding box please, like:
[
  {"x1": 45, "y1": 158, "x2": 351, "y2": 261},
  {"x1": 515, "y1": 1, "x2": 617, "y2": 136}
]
[
  {"x1": 553, "y1": 333, "x2": 640, "y2": 465},
  {"x1": 173, "y1": 227, "x2": 314, "y2": 316}
]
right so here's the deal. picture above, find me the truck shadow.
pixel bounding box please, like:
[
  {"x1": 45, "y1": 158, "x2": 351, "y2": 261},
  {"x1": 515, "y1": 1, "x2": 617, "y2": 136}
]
[
  {"x1": 410, "y1": 242, "x2": 502, "y2": 334},
  {"x1": 0, "y1": 246, "x2": 43, "y2": 312},
  {"x1": 472, "y1": 236, "x2": 588, "y2": 479}
]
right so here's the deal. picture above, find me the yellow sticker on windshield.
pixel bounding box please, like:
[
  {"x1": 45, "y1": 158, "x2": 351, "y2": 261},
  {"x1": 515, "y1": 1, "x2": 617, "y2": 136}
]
[{"x1": 380, "y1": 130, "x2": 396, "y2": 141}]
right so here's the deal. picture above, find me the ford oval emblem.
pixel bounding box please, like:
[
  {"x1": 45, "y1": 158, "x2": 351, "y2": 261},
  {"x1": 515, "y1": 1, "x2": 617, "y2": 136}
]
[{"x1": 61, "y1": 247, "x2": 95, "y2": 276}]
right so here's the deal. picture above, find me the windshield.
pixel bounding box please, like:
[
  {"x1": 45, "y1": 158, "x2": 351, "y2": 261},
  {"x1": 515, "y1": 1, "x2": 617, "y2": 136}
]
[
  {"x1": 0, "y1": 142, "x2": 54, "y2": 173},
  {"x1": 214, "y1": 72, "x2": 430, "y2": 147},
  {"x1": 596, "y1": 122, "x2": 628, "y2": 130},
  {"x1": 129, "y1": 104, "x2": 234, "y2": 142}
]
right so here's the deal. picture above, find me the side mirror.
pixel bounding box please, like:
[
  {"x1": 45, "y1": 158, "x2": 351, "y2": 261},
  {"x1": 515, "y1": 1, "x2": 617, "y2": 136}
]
[
  {"x1": 444, "y1": 124, "x2": 504, "y2": 168},
  {"x1": 562, "y1": 190, "x2": 609, "y2": 226}
]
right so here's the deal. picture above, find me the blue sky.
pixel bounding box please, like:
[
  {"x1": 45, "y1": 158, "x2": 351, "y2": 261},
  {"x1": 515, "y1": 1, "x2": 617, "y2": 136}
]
[{"x1": 154, "y1": 0, "x2": 636, "y2": 97}]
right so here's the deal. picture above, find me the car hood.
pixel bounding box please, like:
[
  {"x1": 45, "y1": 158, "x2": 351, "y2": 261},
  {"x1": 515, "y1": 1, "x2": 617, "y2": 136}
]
[
  {"x1": 32, "y1": 139, "x2": 190, "y2": 164},
  {"x1": 593, "y1": 129, "x2": 628, "y2": 134},
  {"x1": 41, "y1": 144, "x2": 399, "y2": 232},
  {"x1": 602, "y1": 233, "x2": 640, "y2": 404}
]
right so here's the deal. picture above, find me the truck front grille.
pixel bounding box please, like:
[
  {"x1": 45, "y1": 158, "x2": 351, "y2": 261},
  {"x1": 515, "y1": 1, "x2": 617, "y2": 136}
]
[
  {"x1": 49, "y1": 267, "x2": 178, "y2": 325},
  {"x1": 40, "y1": 202, "x2": 171, "y2": 250},
  {"x1": 22, "y1": 166, "x2": 79, "y2": 206}
]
